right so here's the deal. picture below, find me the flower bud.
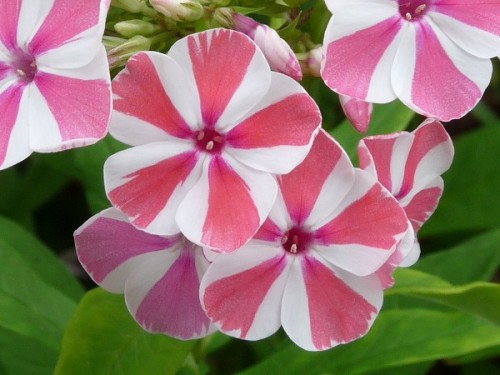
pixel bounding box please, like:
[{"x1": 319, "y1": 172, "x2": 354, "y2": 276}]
[
  {"x1": 107, "y1": 35, "x2": 151, "y2": 68},
  {"x1": 114, "y1": 19, "x2": 161, "y2": 37},
  {"x1": 339, "y1": 95, "x2": 373, "y2": 133},
  {"x1": 111, "y1": 0, "x2": 147, "y2": 13},
  {"x1": 150, "y1": 0, "x2": 204, "y2": 22},
  {"x1": 304, "y1": 46, "x2": 322, "y2": 77},
  {"x1": 233, "y1": 14, "x2": 302, "y2": 81}
]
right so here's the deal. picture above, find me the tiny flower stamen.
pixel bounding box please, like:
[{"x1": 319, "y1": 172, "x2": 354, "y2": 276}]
[
  {"x1": 16, "y1": 69, "x2": 25, "y2": 77},
  {"x1": 290, "y1": 243, "x2": 298, "y2": 254},
  {"x1": 206, "y1": 141, "x2": 214, "y2": 151},
  {"x1": 398, "y1": 0, "x2": 429, "y2": 21},
  {"x1": 197, "y1": 130, "x2": 205, "y2": 140},
  {"x1": 213, "y1": 136, "x2": 224, "y2": 143},
  {"x1": 415, "y1": 4, "x2": 426, "y2": 14},
  {"x1": 406, "y1": 12, "x2": 412, "y2": 21}
]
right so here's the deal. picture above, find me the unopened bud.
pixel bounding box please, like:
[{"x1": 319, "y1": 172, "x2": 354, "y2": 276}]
[
  {"x1": 339, "y1": 95, "x2": 373, "y2": 133},
  {"x1": 150, "y1": 0, "x2": 204, "y2": 22},
  {"x1": 114, "y1": 19, "x2": 161, "y2": 37},
  {"x1": 111, "y1": 0, "x2": 147, "y2": 13},
  {"x1": 304, "y1": 46, "x2": 322, "y2": 77},
  {"x1": 233, "y1": 14, "x2": 302, "y2": 81},
  {"x1": 107, "y1": 35, "x2": 151, "y2": 68}
]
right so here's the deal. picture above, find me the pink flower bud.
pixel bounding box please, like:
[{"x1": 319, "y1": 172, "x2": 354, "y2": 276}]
[
  {"x1": 150, "y1": 0, "x2": 203, "y2": 21},
  {"x1": 305, "y1": 46, "x2": 322, "y2": 77},
  {"x1": 339, "y1": 95, "x2": 373, "y2": 133},
  {"x1": 233, "y1": 14, "x2": 302, "y2": 81}
]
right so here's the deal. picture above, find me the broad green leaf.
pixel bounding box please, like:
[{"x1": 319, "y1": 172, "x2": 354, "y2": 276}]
[
  {"x1": 0, "y1": 236, "x2": 78, "y2": 374},
  {"x1": 420, "y1": 111, "x2": 500, "y2": 236},
  {"x1": 389, "y1": 269, "x2": 500, "y2": 325},
  {"x1": 331, "y1": 100, "x2": 415, "y2": 161},
  {"x1": 55, "y1": 288, "x2": 196, "y2": 375},
  {"x1": 237, "y1": 309, "x2": 500, "y2": 375},
  {"x1": 0, "y1": 216, "x2": 83, "y2": 300},
  {"x1": 415, "y1": 228, "x2": 500, "y2": 285}
]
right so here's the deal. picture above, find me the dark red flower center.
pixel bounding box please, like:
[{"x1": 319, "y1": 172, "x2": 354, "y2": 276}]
[
  {"x1": 398, "y1": 0, "x2": 430, "y2": 21},
  {"x1": 11, "y1": 50, "x2": 37, "y2": 83},
  {"x1": 195, "y1": 128, "x2": 225, "y2": 154},
  {"x1": 281, "y1": 226, "x2": 314, "y2": 254}
]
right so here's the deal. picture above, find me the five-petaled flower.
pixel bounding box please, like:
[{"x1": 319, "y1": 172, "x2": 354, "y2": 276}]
[
  {"x1": 358, "y1": 119, "x2": 454, "y2": 287},
  {"x1": 0, "y1": 0, "x2": 112, "y2": 169},
  {"x1": 104, "y1": 28, "x2": 321, "y2": 253},
  {"x1": 322, "y1": 0, "x2": 500, "y2": 121},
  {"x1": 75, "y1": 208, "x2": 215, "y2": 339},
  {"x1": 200, "y1": 130, "x2": 413, "y2": 351}
]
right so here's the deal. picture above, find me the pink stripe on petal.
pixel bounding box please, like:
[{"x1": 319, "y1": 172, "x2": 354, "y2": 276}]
[
  {"x1": 227, "y1": 93, "x2": 320, "y2": 148},
  {"x1": 201, "y1": 156, "x2": 260, "y2": 252},
  {"x1": 34, "y1": 72, "x2": 110, "y2": 141},
  {"x1": 403, "y1": 186, "x2": 443, "y2": 231},
  {"x1": 375, "y1": 249, "x2": 404, "y2": 289},
  {"x1": 29, "y1": 0, "x2": 102, "y2": 55},
  {"x1": 359, "y1": 136, "x2": 398, "y2": 192},
  {"x1": 279, "y1": 131, "x2": 343, "y2": 225},
  {"x1": 433, "y1": 0, "x2": 500, "y2": 36},
  {"x1": 397, "y1": 120, "x2": 450, "y2": 199},
  {"x1": 316, "y1": 184, "x2": 407, "y2": 249},
  {"x1": 0, "y1": 84, "x2": 24, "y2": 166},
  {"x1": 322, "y1": 16, "x2": 402, "y2": 99},
  {"x1": 109, "y1": 151, "x2": 199, "y2": 230},
  {"x1": 75, "y1": 216, "x2": 177, "y2": 284},
  {"x1": 0, "y1": 62, "x2": 11, "y2": 81},
  {"x1": 302, "y1": 256, "x2": 378, "y2": 349},
  {"x1": 188, "y1": 29, "x2": 255, "y2": 126},
  {"x1": 0, "y1": 0, "x2": 21, "y2": 50},
  {"x1": 411, "y1": 22, "x2": 481, "y2": 120},
  {"x1": 135, "y1": 249, "x2": 211, "y2": 339},
  {"x1": 203, "y1": 256, "x2": 286, "y2": 338},
  {"x1": 113, "y1": 53, "x2": 192, "y2": 139},
  {"x1": 253, "y1": 218, "x2": 283, "y2": 242}
]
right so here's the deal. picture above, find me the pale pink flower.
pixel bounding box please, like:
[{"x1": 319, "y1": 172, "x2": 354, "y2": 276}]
[
  {"x1": 339, "y1": 95, "x2": 373, "y2": 133},
  {"x1": 200, "y1": 130, "x2": 412, "y2": 351},
  {"x1": 233, "y1": 14, "x2": 303, "y2": 81},
  {"x1": 0, "y1": 0, "x2": 112, "y2": 169},
  {"x1": 104, "y1": 29, "x2": 321, "y2": 253},
  {"x1": 75, "y1": 208, "x2": 215, "y2": 339},
  {"x1": 321, "y1": 0, "x2": 500, "y2": 121},
  {"x1": 358, "y1": 119, "x2": 454, "y2": 287},
  {"x1": 149, "y1": 0, "x2": 203, "y2": 21}
]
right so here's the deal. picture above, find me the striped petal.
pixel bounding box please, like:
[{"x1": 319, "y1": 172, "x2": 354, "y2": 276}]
[
  {"x1": 167, "y1": 28, "x2": 271, "y2": 131},
  {"x1": 281, "y1": 253, "x2": 382, "y2": 351},
  {"x1": 176, "y1": 154, "x2": 277, "y2": 253}
]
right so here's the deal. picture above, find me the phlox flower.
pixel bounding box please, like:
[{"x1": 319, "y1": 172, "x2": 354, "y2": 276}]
[
  {"x1": 104, "y1": 28, "x2": 321, "y2": 253},
  {"x1": 0, "y1": 0, "x2": 112, "y2": 169},
  {"x1": 358, "y1": 119, "x2": 454, "y2": 287},
  {"x1": 233, "y1": 14, "x2": 303, "y2": 81},
  {"x1": 200, "y1": 130, "x2": 413, "y2": 351},
  {"x1": 339, "y1": 95, "x2": 373, "y2": 133},
  {"x1": 321, "y1": 0, "x2": 500, "y2": 121},
  {"x1": 74, "y1": 208, "x2": 215, "y2": 339}
]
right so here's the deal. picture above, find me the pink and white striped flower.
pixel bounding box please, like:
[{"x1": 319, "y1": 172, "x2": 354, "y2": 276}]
[
  {"x1": 0, "y1": 0, "x2": 112, "y2": 169},
  {"x1": 75, "y1": 208, "x2": 215, "y2": 339},
  {"x1": 358, "y1": 119, "x2": 454, "y2": 287},
  {"x1": 200, "y1": 130, "x2": 413, "y2": 351},
  {"x1": 104, "y1": 28, "x2": 321, "y2": 253},
  {"x1": 321, "y1": 0, "x2": 500, "y2": 121}
]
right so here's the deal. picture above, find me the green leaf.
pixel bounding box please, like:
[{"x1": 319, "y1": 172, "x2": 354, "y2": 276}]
[
  {"x1": 55, "y1": 288, "x2": 197, "y2": 375},
  {"x1": 415, "y1": 228, "x2": 500, "y2": 285},
  {"x1": 237, "y1": 310, "x2": 500, "y2": 375},
  {"x1": 0, "y1": 230, "x2": 79, "y2": 374},
  {"x1": 0, "y1": 216, "x2": 83, "y2": 300},
  {"x1": 389, "y1": 269, "x2": 500, "y2": 325},
  {"x1": 330, "y1": 100, "x2": 415, "y2": 161}
]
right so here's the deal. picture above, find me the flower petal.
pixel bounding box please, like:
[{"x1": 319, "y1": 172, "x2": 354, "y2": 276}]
[
  {"x1": 168, "y1": 28, "x2": 270, "y2": 129},
  {"x1": 281, "y1": 254, "x2": 382, "y2": 351},
  {"x1": 125, "y1": 242, "x2": 214, "y2": 339},
  {"x1": 322, "y1": 1, "x2": 403, "y2": 102},
  {"x1": 392, "y1": 20, "x2": 492, "y2": 121},
  {"x1": 314, "y1": 170, "x2": 410, "y2": 276},
  {"x1": 0, "y1": 0, "x2": 21, "y2": 50},
  {"x1": 225, "y1": 73, "x2": 321, "y2": 174},
  {"x1": 74, "y1": 208, "x2": 179, "y2": 293},
  {"x1": 430, "y1": 0, "x2": 500, "y2": 58},
  {"x1": 104, "y1": 142, "x2": 202, "y2": 235},
  {"x1": 177, "y1": 155, "x2": 277, "y2": 252},
  {"x1": 110, "y1": 52, "x2": 196, "y2": 146},
  {"x1": 29, "y1": 48, "x2": 111, "y2": 152},
  {"x1": 200, "y1": 245, "x2": 290, "y2": 340}
]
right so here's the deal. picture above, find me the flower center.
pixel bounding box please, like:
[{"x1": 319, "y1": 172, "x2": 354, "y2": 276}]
[
  {"x1": 11, "y1": 50, "x2": 37, "y2": 82},
  {"x1": 281, "y1": 226, "x2": 313, "y2": 254},
  {"x1": 195, "y1": 128, "x2": 225, "y2": 153},
  {"x1": 398, "y1": 0, "x2": 430, "y2": 21}
]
